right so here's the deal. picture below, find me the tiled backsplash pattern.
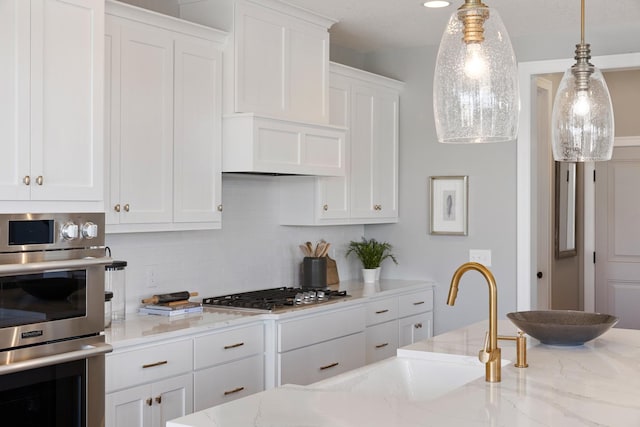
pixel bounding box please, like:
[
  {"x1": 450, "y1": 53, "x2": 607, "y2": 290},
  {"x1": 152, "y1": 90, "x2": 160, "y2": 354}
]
[{"x1": 106, "y1": 175, "x2": 364, "y2": 314}]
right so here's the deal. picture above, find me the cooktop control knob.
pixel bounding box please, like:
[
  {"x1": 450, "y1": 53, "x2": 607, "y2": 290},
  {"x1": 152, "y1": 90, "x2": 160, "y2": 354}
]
[
  {"x1": 82, "y1": 222, "x2": 98, "y2": 239},
  {"x1": 60, "y1": 222, "x2": 79, "y2": 240}
]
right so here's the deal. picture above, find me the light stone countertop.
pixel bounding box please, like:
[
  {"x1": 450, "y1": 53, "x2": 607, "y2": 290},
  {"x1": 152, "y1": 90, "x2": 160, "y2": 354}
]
[
  {"x1": 167, "y1": 319, "x2": 640, "y2": 427},
  {"x1": 104, "y1": 279, "x2": 432, "y2": 349}
]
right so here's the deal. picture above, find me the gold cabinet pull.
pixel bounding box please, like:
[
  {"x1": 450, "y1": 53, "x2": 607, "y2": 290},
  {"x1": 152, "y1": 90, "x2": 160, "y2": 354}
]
[
  {"x1": 413, "y1": 301, "x2": 425, "y2": 306},
  {"x1": 114, "y1": 204, "x2": 121, "y2": 212},
  {"x1": 124, "y1": 203, "x2": 130, "y2": 212},
  {"x1": 142, "y1": 360, "x2": 168, "y2": 369},
  {"x1": 375, "y1": 309, "x2": 389, "y2": 314},
  {"x1": 155, "y1": 396, "x2": 162, "y2": 404},
  {"x1": 146, "y1": 398, "x2": 152, "y2": 406},
  {"x1": 217, "y1": 204, "x2": 223, "y2": 212},
  {"x1": 223, "y1": 342, "x2": 244, "y2": 350},
  {"x1": 375, "y1": 343, "x2": 389, "y2": 349},
  {"x1": 36, "y1": 175, "x2": 43, "y2": 185},
  {"x1": 320, "y1": 362, "x2": 339, "y2": 370},
  {"x1": 223, "y1": 386, "x2": 245, "y2": 396},
  {"x1": 23, "y1": 176, "x2": 31, "y2": 186},
  {"x1": 323, "y1": 204, "x2": 328, "y2": 211},
  {"x1": 414, "y1": 323, "x2": 423, "y2": 329}
]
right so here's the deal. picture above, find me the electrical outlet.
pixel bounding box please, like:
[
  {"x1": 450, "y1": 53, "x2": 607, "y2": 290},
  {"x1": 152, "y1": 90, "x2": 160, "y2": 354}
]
[{"x1": 469, "y1": 249, "x2": 492, "y2": 267}]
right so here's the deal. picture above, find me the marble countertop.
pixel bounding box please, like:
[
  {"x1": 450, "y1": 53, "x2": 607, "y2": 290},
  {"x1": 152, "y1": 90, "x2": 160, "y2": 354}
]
[
  {"x1": 105, "y1": 279, "x2": 432, "y2": 349},
  {"x1": 167, "y1": 320, "x2": 640, "y2": 427}
]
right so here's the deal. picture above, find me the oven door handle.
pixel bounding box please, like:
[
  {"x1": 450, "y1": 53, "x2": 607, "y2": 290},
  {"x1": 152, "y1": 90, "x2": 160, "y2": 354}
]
[
  {"x1": 0, "y1": 342, "x2": 112, "y2": 375},
  {"x1": 0, "y1": 256, "x2": 112, "y2": 275}
]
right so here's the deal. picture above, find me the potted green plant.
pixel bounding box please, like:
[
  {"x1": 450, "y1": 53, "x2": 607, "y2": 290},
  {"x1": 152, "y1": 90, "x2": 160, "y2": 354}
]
[{"x1": 346, "y1": 237, "x2": 398, "y2": 283}]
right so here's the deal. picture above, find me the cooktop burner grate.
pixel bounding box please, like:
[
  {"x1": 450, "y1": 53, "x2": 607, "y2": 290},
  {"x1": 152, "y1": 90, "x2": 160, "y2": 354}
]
[{"x1": 202, "y1": 287, "x2": 348, "y2": 312}]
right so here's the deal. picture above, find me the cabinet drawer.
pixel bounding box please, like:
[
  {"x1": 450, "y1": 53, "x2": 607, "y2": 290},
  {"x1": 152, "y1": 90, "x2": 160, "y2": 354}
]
[
  {"x1": 194, "y1": 323, "x2": 264, "y2": 370},
  {"x1": 106, "y1": 339, "x2": 193, "y2": 392},
  {"x1": 194, "y1": 354, "x2": 264, "y2": 411},
  {"x1": 279, "y1": 332, "x2": 365, "y2": 386},
  {"x1": 278, "y1": 306, "x2": 365, "y2": 352},
  {"x1": 365, "y1": 320, "x2": 399, "y2": 364},
  {"x1": 365, "y1": 297, "x2": 398, "y2": 326},
  {"x1": 398, "y1": 289, "x2": 433, "y2": 317}
]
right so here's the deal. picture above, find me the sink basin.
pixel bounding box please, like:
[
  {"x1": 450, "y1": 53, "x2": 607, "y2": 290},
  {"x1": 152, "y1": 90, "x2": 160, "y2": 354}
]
[
  {"x1": 507, "y1": 310, "x2": 618, "y2": 346},
  {"x1": 310, "y1": 351, "x2": 506, "y2": 401}
]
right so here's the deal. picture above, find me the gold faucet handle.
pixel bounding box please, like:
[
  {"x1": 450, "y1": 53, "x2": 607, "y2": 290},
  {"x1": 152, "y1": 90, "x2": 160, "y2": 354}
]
[{"x1": 478, "y1": 331, "x2": 491, "y2": 363}]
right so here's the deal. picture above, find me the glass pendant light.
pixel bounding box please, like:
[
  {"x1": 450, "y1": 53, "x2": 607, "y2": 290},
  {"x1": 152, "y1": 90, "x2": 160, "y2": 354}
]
[
  {"x1": 433, "y1": 0, "x2": 519, "y2": 144},
  {"x1": 551, "y1": 0, "x2": 614, "y2": 162}
]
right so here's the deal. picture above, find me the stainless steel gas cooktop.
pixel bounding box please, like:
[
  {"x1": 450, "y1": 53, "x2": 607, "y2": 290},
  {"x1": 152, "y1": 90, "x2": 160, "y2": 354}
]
[{"x1": 202, "y1": 287, "x2": 349, "y2": 313}]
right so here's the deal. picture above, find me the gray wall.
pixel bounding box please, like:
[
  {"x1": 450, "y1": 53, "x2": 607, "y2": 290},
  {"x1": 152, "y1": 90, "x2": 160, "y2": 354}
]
[{"x1": 357, "y1": 30, "x2": 640, "y2": 335}]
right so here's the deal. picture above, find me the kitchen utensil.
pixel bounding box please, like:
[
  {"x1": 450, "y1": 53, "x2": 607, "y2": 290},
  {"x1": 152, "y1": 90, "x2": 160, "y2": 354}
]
[
  {"x1": 306, "y1": 241, "x2": 314, "y2": 255},
  {"x1": 141, "y1": 291, "x2": 199, "y2": 305}
]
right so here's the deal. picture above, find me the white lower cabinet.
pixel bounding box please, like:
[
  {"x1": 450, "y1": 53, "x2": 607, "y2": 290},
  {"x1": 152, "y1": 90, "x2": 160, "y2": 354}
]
[
  {"x1": 192, "y1": 323, "x2": 265, "y2": 410},
  {"x1": 364, "y1": 288, "x2": 434, "y2": 364},
  {"x1": 105, "y1": 338, "x2": 193, "y2": 427},
  {"x1": 276, "y1": 305, "x2": 366, "y2": 386},
  {"x1": 279, "y1": 332, "x2": 365, "y2": 385},
  {"x1": 106, "y1": 373, "x2": 193, "y2": 427}
]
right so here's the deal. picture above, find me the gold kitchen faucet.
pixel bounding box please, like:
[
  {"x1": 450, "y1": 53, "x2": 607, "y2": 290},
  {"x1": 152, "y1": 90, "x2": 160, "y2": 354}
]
[{"x1": 447, "y1": 262, "x2": 527, "y2": 383}]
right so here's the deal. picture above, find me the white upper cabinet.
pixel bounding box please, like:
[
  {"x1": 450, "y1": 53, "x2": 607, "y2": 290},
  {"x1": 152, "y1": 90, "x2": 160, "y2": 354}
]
[
  {"x1": 280, "y1": 63, "x2": 403, "y2": 225},
  {"x1": 105, "y1": 1, "x2": 226, "y2": 232},
  {"x1": 180, "y1": 0, "x2": 345, "y2": 175},
  {"x1": 0, "y1": 0, "x2": 104, "y2": 208}
]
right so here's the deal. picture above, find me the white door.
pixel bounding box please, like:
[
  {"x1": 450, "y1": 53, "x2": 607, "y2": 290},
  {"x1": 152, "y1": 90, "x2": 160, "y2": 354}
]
[
  {"x1": 118, "y1": 22, "x2": 174, "y2": 224},
  {"x1": 31, "y1": 0, "x2": 104, "y2": 201},
  {"x1": 153, "y1": 374, "x2": 193, "y2": 427},
  {"x1": 173, "y1": 37, "x2": 222, "y2": 224},
  {"x1": 535, "y1": 78, "x2": 553, "y2": 309},
  {"x1": 371, "y1": 88, "x2": 399, "y2": 219},
  {"x1": 106, "y1": 384, "x2": 152, "y2": 427},
  {"x1": 595, "y1": 146, "x2": 640, "y2": 328},
  {"x1": 317, "y1": 74, "x2": 350, "y2": 220}
]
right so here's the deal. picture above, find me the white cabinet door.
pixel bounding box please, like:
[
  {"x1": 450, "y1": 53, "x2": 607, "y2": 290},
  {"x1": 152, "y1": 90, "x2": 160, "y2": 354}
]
[
  {"x1": 194, "y1": 355, "x2": 264, "y2": 411},
  {"x1": 365, "y1": 320, "x2": 398, "y2": 364},
  {"x1": 114, "y1": 22, "x2": 174, "y2": 224},
  {"x1": 350, "y1": 84, "x2": 399, "y2": 220},
  {"x1": 234, "y1": 1, "x2": 329, "y2": 123},
  {"x1": 106, "y1": 384, "x2": 152, "y2": 427},
  {"x1": 317, "y1": 74, "x2": 350, "y2": 220},
  {"x1": 279, "y1": 332, "x2": 365, "y2": 386},
  {"x1": 0, "y1": 0, "x2": 103, "y2": 201},
  {"x1": 173, "y1": 37, "x2": 222, "y2": 224},
  {"x1": 154, "y1": 374, "x2": 193, "y2": 427},
  {"x1": 106, "y1": 374, "x2": 193, "y2": 427},
  {"x1": 398, "y1": 312, "x2": 433, "y2": 348}
]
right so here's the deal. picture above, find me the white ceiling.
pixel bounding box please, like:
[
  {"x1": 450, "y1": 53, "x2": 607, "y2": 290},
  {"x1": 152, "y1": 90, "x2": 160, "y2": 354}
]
[{"x1": 282, "y1": 0, "x2": 640, "y2": 53}]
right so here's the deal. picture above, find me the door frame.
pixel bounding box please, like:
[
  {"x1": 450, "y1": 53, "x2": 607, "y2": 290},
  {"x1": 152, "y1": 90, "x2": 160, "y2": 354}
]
[{"x1": 516, "y1": 52, "x2": 640, "y2": 311}]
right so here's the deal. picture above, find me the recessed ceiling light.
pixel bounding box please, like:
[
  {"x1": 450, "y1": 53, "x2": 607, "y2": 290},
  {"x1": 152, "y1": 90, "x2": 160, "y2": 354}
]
[{"x1": 423, "y1": 1, "x2": 450, "y2": 8}]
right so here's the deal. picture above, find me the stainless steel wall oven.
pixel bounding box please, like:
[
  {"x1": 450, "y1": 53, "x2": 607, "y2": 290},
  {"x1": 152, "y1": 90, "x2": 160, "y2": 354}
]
[{"x1": 0, "y1": 213, "x2": 112, "y2": 427}]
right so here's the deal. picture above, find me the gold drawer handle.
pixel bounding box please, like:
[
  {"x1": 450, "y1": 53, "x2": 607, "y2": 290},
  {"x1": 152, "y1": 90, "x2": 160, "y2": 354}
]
[
  {"x1": 375, "y1": 343, "x2": 389, "y2": 349},
  {"x1": 223, "y1": 386, "x2": 245, "y2": 396},
  {"x1": 155, "y1": 396, "x2": 162, "y2": 404},
  {"x1": 320, "y1": 362, "x2": 339, "y2": 370},
  {"x1": 414, "y1": 323, "x2": 423, "y2": 329},
  {"x1": 224, "y1": 342, "x2": 245, "y2": 350},
  {"x1": 146, "y1": 398, "x2": 152, "y2": 406},
  {"x1": 375, "y1": 309, "x2": 389, "y2": 314},
  {"x1": 323, "y1": 204, "x2": 328, "y2": 211},
  {"x1": 142, "y1": 360, "x2": 168, "y2": 369},
  {"x1": 413, "y1": 301, "x2": 425, "y2": 306}
]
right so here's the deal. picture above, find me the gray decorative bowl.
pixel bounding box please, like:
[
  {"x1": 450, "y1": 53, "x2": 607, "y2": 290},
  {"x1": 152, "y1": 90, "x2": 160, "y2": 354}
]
[{"x1": 506, "y1": 310, "x2": 618, "y2": 346}]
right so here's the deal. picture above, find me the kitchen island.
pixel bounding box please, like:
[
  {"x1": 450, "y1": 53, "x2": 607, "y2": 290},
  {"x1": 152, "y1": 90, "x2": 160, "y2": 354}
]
[{"x1": 167, "y1": 320, "x2": 640, "y2": 426}]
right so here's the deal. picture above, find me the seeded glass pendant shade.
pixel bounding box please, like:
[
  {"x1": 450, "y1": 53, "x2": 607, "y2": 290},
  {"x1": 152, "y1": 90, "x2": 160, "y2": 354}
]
[
  {"x1": 433, "y1": 0, "x2": 519, "y2": 144},
  {"x1": 551, "y1": 0, "x2": 614, "y2": 162}
]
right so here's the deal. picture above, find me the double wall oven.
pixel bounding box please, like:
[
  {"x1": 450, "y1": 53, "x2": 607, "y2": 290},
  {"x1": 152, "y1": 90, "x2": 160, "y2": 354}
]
[{"x1": 0, "y1": 213, "x2": 112, "y2": 427}]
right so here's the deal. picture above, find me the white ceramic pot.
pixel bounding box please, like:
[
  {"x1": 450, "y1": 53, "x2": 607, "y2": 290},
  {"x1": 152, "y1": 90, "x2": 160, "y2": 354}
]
[{"x1": 362, "y1": 268, "x2": 377, "y2": 283}]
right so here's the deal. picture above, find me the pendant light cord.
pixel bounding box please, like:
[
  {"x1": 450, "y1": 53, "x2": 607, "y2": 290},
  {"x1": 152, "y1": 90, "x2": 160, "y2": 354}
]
[{"x1": 580, "y1": 0, "x2": 585, "y2": 45}]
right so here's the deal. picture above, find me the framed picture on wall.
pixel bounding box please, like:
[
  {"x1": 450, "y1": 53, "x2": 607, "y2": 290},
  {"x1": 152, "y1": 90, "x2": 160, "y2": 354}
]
[{"x1": 429, "y1": 175, "x2": 468, "y2": 236}]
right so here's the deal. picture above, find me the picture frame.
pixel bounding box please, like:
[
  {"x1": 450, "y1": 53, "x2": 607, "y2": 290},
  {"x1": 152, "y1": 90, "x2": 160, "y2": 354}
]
[{"x1": 429, "y1": 176, "x2": 468, "y2": 236}]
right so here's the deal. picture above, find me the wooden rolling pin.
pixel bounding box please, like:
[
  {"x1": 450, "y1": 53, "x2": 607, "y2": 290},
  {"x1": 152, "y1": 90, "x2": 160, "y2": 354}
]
[{"x1": 141, "y1": 291, "x2": 198, "y2": 304}]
